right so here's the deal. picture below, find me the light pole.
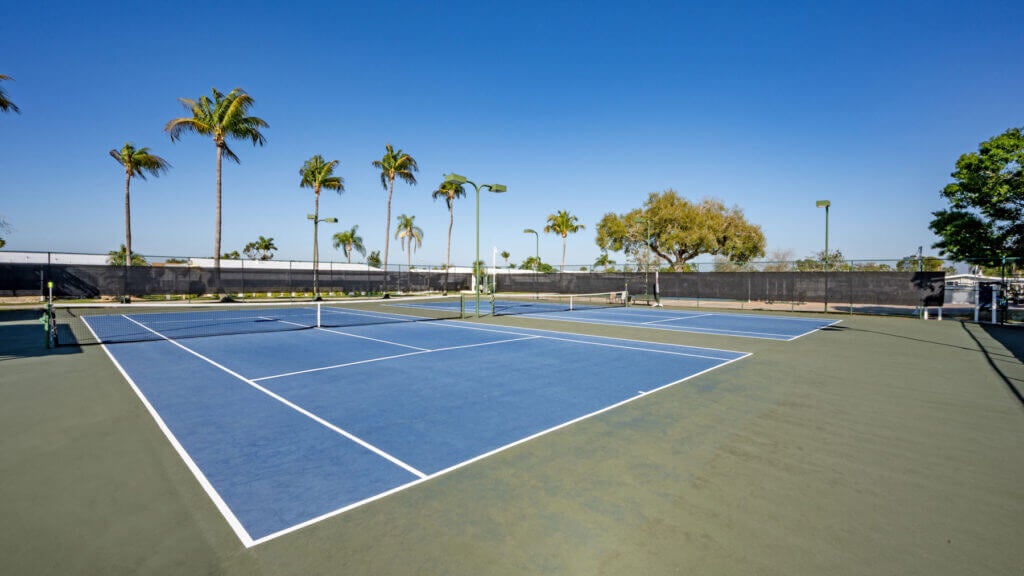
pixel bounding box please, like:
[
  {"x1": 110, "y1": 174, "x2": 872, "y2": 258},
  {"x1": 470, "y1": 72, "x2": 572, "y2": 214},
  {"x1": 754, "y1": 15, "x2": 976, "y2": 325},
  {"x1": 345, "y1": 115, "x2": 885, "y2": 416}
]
[
  {"x1": 633, "y1": 216, "x2": 651, "y2": 296},
  {"x1": 442, "y1": 173, "x2": 507, "y2": 317},
  {"x1": 816, "y1": 200, "x2": 830, "y2": 312},
  {"x1": 523, "y1": 228, "x2": 539, "y2": 271},
  {"x1": 307, "y1": 213, "x2": 338, "y2": 300}
]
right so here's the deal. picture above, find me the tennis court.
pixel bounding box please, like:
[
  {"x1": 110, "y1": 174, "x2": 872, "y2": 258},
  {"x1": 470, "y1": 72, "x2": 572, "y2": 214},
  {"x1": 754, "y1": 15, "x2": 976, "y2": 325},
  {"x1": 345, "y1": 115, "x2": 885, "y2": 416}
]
[
  {"x1": 400, "y1": 294, "x2": 840, "y2": 340},
  {"x1": 80, "y1": 302, "x2": 749, "y2": 546}
]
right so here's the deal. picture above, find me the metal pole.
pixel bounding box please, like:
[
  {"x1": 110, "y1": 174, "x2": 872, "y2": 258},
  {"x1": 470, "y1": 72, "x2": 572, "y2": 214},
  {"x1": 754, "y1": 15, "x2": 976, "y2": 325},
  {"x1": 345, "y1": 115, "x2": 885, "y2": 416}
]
[
  {"x1": 824, "y1": 204, "x2": 829, "y2": 312},
  {"x1": 475, "y1": 182, "x2": 481, "y2": 317},
  {"x1": 313, "y1": 218, "x2": 319, "y2": 298}
]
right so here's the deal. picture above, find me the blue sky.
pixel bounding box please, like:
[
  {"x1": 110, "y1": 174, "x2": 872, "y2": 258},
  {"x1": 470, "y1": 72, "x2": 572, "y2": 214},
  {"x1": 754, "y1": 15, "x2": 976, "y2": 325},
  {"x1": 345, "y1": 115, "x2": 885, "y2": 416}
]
[{"x1": 1, "y1": 0, "x2": 1021, "y2": 268}]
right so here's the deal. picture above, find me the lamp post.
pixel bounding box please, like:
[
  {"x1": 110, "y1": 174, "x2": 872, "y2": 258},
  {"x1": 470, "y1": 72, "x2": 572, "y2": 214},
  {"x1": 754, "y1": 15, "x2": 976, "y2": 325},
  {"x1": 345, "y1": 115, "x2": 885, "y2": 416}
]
[
  {"x1": 523, "y1": 228, "x2": 539, "y2": 271},
  {"x1": 307, "y1": 213, "x2": 338, "y2": 300},
  {"x1": 524, "y1": 228, "x2": 539, "y2": 298},
  {"x1": 442, "y1": 173, "x2": 507, "y2": 317},
  {"x1": 633, "y1": 216, "x2": 651, "y2": 296},
  {"x1": 816, "y1": 200, "x2": 830, "y2": 312}
]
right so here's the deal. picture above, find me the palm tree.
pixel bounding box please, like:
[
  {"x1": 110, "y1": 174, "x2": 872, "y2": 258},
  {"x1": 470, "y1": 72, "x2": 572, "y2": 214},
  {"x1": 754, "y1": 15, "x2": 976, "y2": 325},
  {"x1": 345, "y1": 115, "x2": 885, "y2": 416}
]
[
  {"x1": 371, "y1": 144, "x2": 418, "y2": 283},
  {"x1": 109, "y1": 143, "x2": 170, "y2": 268},
  {"x1": 299, "y1": 155, "x2": 344, "y2": 296},
  {"x1": 394, "y1": 214, "x2": 423, "y2": 291},
  {"x1": 501, "y1": 250, "x2": 511, "y2": 267},
  {"x1": 244, "y1": 235, "x2": 277, "y2": 260},
  {"x1": 332, "y1": 225, "x2": 366, "y2": 263},
  {"x1": 594, "y1": 251, "x2": 616, "y2": 272},
  {"x1": 431, "y1": 179, "x2": 466, "y2": 292},
  {"x1": 107, "y1": 245, "x2": 148, "y2": 266},
  {"x1": 544, "y1": 210, "x2": 585, "y2": 271},
  {"x1": 164, "y1": 87, "x2": 268, "y2": 295},
  {"x1": 0, "y1": 75, "x2": 19, "y2": 114}
]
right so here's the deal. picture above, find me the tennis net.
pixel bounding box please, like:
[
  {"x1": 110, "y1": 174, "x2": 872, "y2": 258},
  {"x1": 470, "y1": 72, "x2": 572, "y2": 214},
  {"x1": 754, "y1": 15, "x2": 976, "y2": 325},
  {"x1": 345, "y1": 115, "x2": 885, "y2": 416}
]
[
  {"x1": 490, "y1": 291, "x2": 629, "y2": 317},
  {"x1": 50, "y1": 295, "x2": 464, "y2": 346}
]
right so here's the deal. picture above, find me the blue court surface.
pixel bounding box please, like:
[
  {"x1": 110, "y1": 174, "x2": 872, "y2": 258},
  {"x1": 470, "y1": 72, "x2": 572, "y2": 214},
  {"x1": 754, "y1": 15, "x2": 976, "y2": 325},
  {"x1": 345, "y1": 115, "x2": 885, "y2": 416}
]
[
  {"x1": 93, "y1": 314, "x2": 750, "y2": 547},
  {"x1": 397, "y1": 299, "x2": 840, "y2": 340}
]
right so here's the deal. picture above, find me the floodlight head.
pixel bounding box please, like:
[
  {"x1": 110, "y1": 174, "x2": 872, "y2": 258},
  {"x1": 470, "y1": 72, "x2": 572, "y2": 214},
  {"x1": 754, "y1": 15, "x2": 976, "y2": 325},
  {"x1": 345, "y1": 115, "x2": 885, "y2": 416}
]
[
  {"x1": 523, "y1": 228, "x2": 536, "y2": 234},
  {"x1": 307, "y1": 214, "x2": 316, "y2": 220},
  {"x1": 443, "y1": 173, "x2": 468, "y2": 184},
  {"x1": 487, "y1": 184, "x2": 507, "y2": 193},
  {"x1": 816, "y1": 200, "x2": 831, "y2": 208},
  {"x1": 324, "y1": 217, "x2": 338, "y2": 223}
]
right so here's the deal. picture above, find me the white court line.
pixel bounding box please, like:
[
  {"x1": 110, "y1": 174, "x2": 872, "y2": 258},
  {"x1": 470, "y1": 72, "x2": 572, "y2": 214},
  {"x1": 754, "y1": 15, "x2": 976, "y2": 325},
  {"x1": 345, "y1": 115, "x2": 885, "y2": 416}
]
[
  {"x1": 119, "y1": 315, "x2": 428, "y2": 479},
  {"x1": 250, "y1": 349, "x2": 753, "y2": 546},
  {"x1": 427, "y1": 318, "x2": 750, "y2": 358},
  {"x1": 272, "y1": 317, "x2": 428, "y2": 351},
  {"x1": 499, "y1": 312, "x2": 804, "y2": 340},
  {"x1": 253, "y1": 336, "x2": 541, "y2": 382},
  {"x1": 83, "y1": 317, "x2": 258, "y2": 548},
  {"x1": 641, "y1": 313, "x2": 713, "y2": 324}
]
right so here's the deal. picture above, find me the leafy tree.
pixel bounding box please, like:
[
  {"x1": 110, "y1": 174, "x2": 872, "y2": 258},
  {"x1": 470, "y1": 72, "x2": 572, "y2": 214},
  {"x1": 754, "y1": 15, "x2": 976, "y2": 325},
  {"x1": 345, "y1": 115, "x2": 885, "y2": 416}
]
[
  {"x1": 0, "y1": 74, "x2": 19, "y2": 114},
  {"x1": 596, "y1": 190, "x2": 766, "y2": 271},
  {"x1": 929, "y1": 127, "x2": 1024, "y2": 265},
  {"x1": 372, "y1": 144, "x2": 418, "y2": 274},
  {"x1": 521, "y1": 256, "x2": 556, "y2": 273},
  {"x1": 895, "y1": 255, "x2": 946, "y2": 272},
  {"x1": 432, "y1": 179, "x2": 466, "y2": 278},
  {"x1": 593, "y1": 252, "x2": 616, "y2": 272},
  {"x1": 332, "y1": 225, "x2": 366, "y2": 263},
  {"x1": 762, "y1": 249, "x2": 795, "y2": 272},
  {"x1": 0, "y1": 217, "x2": 10, "y2": 248},
  {"x1": 165, "y1": 257, "x2": 188, "y2": 264},
  {"x1": 544, "y1": 210, "x2": 585, "y2": 271},
  {"x1": 108, "y1": 245, "x2": 148, "y2": 266},
  {"x1": 221, "y1": 250, "x2": 241, "y2": 260},
  {"x1": 165, "y1": 87, "x2": 268, "y2": 293},
  {"x1": 109, "y1": 143, "x2": 170, "y2": 268},
  {"x1": 243, "y1": 236, "x2": 277, "y2": 260},
  {"x1": 795, "y1": 249, "x2": 847, "y2": 272},
  {"x1": 394, "y1": 214, "x2": 423, "y2": 273},
  {"x1": 367, "y1": 250, "x2": 382, "y2": 269}
]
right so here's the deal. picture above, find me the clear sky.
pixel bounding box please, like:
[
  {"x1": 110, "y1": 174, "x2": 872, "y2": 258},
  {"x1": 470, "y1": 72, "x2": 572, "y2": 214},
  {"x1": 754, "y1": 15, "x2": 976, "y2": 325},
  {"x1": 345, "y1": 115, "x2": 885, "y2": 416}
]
[{"x1": 1, "y1": 0, "x2": 1021, "y2": 268}]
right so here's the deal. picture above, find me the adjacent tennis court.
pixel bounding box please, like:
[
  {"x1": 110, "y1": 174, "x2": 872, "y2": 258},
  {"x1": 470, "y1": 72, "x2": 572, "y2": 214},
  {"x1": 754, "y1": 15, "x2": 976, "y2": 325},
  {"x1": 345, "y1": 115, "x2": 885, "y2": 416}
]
[
  {"x1": 399, "y1": 294, "x2": 840, "y2": 340},
  {"x1": 85, "y1": 304, "x2": 750, "y2": 546}
]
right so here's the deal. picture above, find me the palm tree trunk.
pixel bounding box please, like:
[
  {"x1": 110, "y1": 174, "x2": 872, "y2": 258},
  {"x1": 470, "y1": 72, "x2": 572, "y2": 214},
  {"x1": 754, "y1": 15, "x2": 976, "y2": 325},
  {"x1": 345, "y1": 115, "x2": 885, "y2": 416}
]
[
  {"x1": 124, "y1": 170, "x2": 132, "y2": 268},
  {"x1": 313, "y1": 188, "x2": 320, "y2": 296},
  {"x1": 214, "y1": 143, "x2": 224, "y2": 295},
  {"x1": 346, "y1": 244, "x2": 352, "y2": 264},
  {"x1": 445, "y1": 205, "x2": 453, "y2": 293},
  {"x1": 383, "y1": 177, "x2": 394, "y2": 291},
  {"x1": 561, "y1": 236, "x2": 567, "y2": 272}
]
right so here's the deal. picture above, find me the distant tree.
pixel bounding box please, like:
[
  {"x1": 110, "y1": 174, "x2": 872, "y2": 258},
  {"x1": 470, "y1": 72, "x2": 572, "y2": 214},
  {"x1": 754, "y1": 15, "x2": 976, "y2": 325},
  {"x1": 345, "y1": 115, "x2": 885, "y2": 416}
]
[
  {"x1": 432, "y1": 179, "x2": 466, "y2": 285},
  {"x1": 108, "y1": 245, "x2": 148, "y2": 266},
  {"x1": 165, "y1": 257, "x2": 188, "y2": 264},
  {"x1": 795, "y1": 249, "x2": 847, "y2": 272},
  {"x1": 895, "y1": 255, "x2": 946, "y2": 272},
  {"x1": 501, "y1": 250, "x2": 511, "y2": 268},
  {"x1": 366, "y1": 250, "x2": 382, "y2": 269},
  {"x1": 762, "y1": 249, "x2": 795, "y2": 272},
  {"x1": 332, "y1": 225, "x2": 366, "y2": 263},
  {"x1": 165, "y1": 87, "x2": 268, "y2": 294},
  {"x1": 521, "y1": 256, "x2": 556, "y2": 273},
  {"x1": 109, "y1": 143, "x2": 170, "y2": 269},
  {"x1": 929, "y1": 127, "x2": 1024, "y2": 266},
  {"x1": 0, "y1": 217, "x2": 10, "y2": 248},
  {"x1": 0, "y1": 74, "x2": 20, "y2": 114},
  {"x1": 243, "y1": 236, "x2": 277, "y2": 260},
  {"x1": 596, "y1": 190, "x2": 765, "y2": 271},
  {"x1": 593, "y1": 252, "x2": 616, "y2": 272},
  {"x1": 372, "y1": 144, "x2": 418, "y2": 274},
  {"x1": 394, "y1": 214, "x2": 423, "y2": 274},
  {"x1": 544, "y1": 210, "x2": 585, "y2": 271},
  {"x1": 221, "y1": 250, "x2": 241, "y2": 260}
]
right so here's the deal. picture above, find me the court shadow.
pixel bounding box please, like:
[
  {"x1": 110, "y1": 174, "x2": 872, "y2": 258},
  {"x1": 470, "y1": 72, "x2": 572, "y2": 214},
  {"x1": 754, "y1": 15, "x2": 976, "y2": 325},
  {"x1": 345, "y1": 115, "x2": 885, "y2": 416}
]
[
  {"x1": 974, "y1": 323, "x2": 1024, "y2": 407},
  {"x1": 0, "y1": 309, "x2": 82, "y2": 360}
]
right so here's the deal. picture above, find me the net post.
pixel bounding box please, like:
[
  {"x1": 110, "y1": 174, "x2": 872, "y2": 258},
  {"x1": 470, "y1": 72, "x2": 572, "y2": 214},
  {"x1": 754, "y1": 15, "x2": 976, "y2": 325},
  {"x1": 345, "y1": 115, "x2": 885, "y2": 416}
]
[{"x1": 316, "y1": 301, "x2": 322, "y2": 328}]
